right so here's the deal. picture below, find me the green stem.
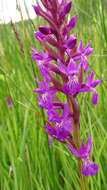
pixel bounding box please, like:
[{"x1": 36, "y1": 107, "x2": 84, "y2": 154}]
[
  {"x1": 67, "y1": 96, "x2": 88, "y2": 190},
  {"x1": 79, "y1": 163, "x2": 88, "y2": 190}
]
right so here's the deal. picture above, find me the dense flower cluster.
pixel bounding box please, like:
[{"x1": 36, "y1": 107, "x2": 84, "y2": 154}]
[{"x1": 32, "y1": 0, "x2": 100, "y2": 176}]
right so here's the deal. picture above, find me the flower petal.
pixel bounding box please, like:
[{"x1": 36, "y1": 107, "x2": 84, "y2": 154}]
[
  {"x1": 39, "y1": 26, "x2": 52, "y2": 35},
  {"x1": 81, "y1": 160, "x2": 99, "y2": 176},
  {"x1": 68, "y1": 15, "x2": 77, "y2": 30},
  {"x1": 67, "y1": 144, "x2": 80, "y2": 158},
  {"x1": 60, "y1": 1, "x2": 72, "y2": 19},
  {"x1": 33, "y1": 4, "x2": 41, "y2": 15},
  {"x1": 92, "y1": 92, "x2": 98, "y2": 105},
  {"x1": 79, "y1": 136, "x2": 92, "y2": 158},
  {"x1": 66, "y1": 35, "x2": 77, "y2": 49}
]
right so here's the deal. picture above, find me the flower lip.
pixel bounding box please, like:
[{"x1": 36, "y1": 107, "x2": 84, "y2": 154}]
[
  {"x1": 44, "y1": 122, "x2": 71, "y2": 142},
  {"x1": 81, "y1": 160, "x2": 99, "y2": 176}
]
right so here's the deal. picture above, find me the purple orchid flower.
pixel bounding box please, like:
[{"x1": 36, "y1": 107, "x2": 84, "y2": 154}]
[
  {"x1": 44, "y1": 117, "x2": 72, "y2": 142},
  {"x1": 38, "y1": 93, "x2": 53, "y2": 109},
  {"x1": 44, "y1": 103, "x2": 72, "y2": 141},
  {"x1": 36, "y1": 87, "x2": 56, "y2": 109},
  {"x1": 47, "y1": 102, "x2": 71, "y2": 122},
  {"x1": 32, "y1": 0, "x2": 100, "y2": 178}
]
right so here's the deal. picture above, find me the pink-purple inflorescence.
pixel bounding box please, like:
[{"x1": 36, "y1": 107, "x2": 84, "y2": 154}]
[{"x1": 32, "y1": 0, "x2": 100, "y2": 176}]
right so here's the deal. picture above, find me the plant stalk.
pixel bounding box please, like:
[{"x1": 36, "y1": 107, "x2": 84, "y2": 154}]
[{"x1": 67, "y1": 96, "x2": 88, "y2": 190}]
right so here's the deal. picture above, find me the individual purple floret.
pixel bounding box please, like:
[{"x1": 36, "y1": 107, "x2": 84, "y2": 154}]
[
  {"x1": 81, "y1": 160, "x2": 99, "y2": 176},
  {"x1": 32, "y1": 0, "x2": 100, "y2": 178},
  {"x1": 67, "y1": 136, "x2": 92, "y2": 159},
  {"x1": 45, "y1": 120, "x2": 71, "y2": 142},
  {"x1": 67, "y1": 136, "x2": 99, "y2": 176}
]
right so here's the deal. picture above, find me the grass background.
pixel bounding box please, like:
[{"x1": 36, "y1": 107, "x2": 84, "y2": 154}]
[{"x1": 0, "y1": 0, "x2": 107, "y2": 189}]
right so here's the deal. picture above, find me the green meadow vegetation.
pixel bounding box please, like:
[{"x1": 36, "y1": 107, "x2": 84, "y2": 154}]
[{"x1": 0, "y1": 0, "x2": 107, "y2": 189}]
